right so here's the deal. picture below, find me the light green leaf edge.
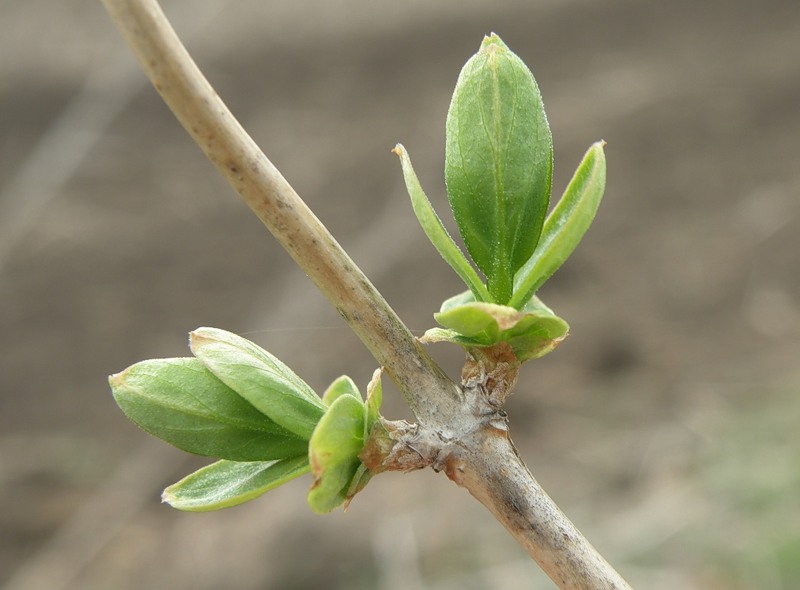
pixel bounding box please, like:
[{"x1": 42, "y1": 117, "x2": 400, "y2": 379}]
[
  {"x1": 190, "y1": 327, "x2": 325, "y2": 440},
  {"x1": 509, "y1": 141, "x2": 607, "y2": 309},
  {"x1": 393, "y1": 144, "x2": 491, "y2": 303},
  {"x1": 163, "y1": 456, "x2": 310, "y2": 512}
]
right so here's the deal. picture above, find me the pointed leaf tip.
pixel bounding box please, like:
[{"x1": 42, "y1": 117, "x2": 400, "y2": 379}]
[{"x1": 481, "y1": 32, "x2": 508, "y2": 50}]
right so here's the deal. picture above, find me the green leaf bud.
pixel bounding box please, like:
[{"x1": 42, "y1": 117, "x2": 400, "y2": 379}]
[
  {"x1": 445, "y1": 33, "x2": 553, "y2": 304},
  {"x1": 422, "y1": 290, "x2": 569, "y2": 362},
  {"x1": 109, "y1": 358, "x2": 308, "y2": 461}
]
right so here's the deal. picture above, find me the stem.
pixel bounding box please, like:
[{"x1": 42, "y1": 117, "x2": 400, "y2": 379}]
[
  {"x1": 456, "y1": 426, "x2": 632, "y2": 590},
  {"x1": 101, "y1": 2, "x2": 634, "y2": 588}
]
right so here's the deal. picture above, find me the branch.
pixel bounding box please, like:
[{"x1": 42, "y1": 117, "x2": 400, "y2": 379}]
[
  {"x1": 99, "y1": 0, "x2": 459, "y2": 426},
  {"x1": 101, "y1": 1, "x2": 633, "y2": 588},
  {"x1": 455, "y1": 416, "x2": 632, "y2": 590}
]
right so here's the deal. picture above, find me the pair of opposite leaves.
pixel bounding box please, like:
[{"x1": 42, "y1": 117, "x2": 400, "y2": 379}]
[
  {"x1": 110, "y1": 327, "x2": 382, "y2": 513},
  {"x1": 395, "y1": 34, "x2": 606, "y2": 361}
]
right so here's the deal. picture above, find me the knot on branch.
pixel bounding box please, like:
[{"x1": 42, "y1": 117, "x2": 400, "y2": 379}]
[
  {"x1": 359, "y1": 418, "x2": 448, "y2": 474},
  {"x1": 461, "y1": 341, "x2": 521, "y2": 408}
]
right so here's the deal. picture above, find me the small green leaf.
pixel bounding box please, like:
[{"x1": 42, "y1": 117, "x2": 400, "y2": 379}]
[
  {"x1": 434, "y1": 303, "x2": 501, "y2": 345},
  {"x1": 446, "y1": 33, "x2": 553, "y2": 304},
  {"x1": 393, "y1": 144, "x2": 491, "y2": 302},
  {"x1": 190, "y1": 327, "x2": 325, "y2": 440},
  {"x1": 510, "y1": 141, "x2": 607, "y2": 309},
  {"x1": 322, "y1": 375, "x2": 361, "y2": 406},
  {"x1": 109, "y1": 358, "x2": 308, "y2": 461},
  {"x1": 424, "y1": 296, "x2": 569, "y2": 361},
  {"x1": 163, "y1": 456, "x2": 310, "y2": 512},
  {"x1": 307, "y1": 394, "x2": 365, "y2": 514},
  {"x1": 364, "y1": 368, "x2": 383, "y2": 438},
  {"x1": 503, "y1": 300, "x2": 570, "y2": 361}
]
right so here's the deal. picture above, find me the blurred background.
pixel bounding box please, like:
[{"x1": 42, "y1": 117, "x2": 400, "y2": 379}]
[{"x1": 1, "y1": 0, "x2": 799, "y2": 588}]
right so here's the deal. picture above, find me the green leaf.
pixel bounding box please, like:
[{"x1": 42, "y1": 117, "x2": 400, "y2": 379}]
[
  {"x1": 503, "y1": 299, "x2": 570, "y2": 360},
  {"x1": 425, "y1": 296, "x2": 569, "y2": 361},
  {"x1": 307, "y1": 394, "x2": 365, "y2": 514},
  {"x1": 322, "y1": 375, "x2": 361, "y2": 406},
  {"x1": 163, "y1": 456, "x2": 310, "y2": 512},
  {"x1": 510, "y1": 141, "x2": 607, "y2": 309},
  {"x1": 433, "y1": 303, "x2": 501, "y2": 345},
  {"x1": 393, "y1": 144, "x2": 491, "y2": 302},
  {"x1": 190, "y1": 327, "x2": 325, "y2": 440},
  {"x1": 109, "y1": 358, "x2": 308, "y2": 461},
  {"x1": 446, "y1": 33, "x2": 553, "y2": 304}
]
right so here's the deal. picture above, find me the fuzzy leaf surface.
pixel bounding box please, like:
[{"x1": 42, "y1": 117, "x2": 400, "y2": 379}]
[{"x1": 163, "y1": 456, "x2": 310, "y2": 511}]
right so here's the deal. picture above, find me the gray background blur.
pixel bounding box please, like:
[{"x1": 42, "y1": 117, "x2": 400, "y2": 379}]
[{"x1": 2, "y1": 1, "x2": 799, "y2": 589}]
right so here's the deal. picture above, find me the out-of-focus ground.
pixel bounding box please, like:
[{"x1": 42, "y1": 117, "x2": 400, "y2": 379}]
[{"x1": 1, "y1": 1, "x2": 799, "y2": 588}]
